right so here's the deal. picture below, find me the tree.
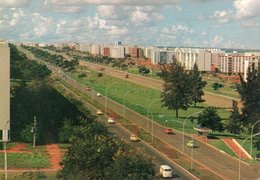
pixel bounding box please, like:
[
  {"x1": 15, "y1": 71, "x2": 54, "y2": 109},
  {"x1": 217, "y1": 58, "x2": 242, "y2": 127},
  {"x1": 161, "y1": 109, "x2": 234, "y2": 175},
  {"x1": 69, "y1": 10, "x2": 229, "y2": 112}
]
[
  {"x1": 197, "y1": 107, "x2": 223, "y2": 131},
  {"x1": 57, "y1": 121, "x2": 118, "y2": 179},
  {"x1": 227, "y1": 100, "x2": 243, "y2": 134},
  {"x1": 238, "y1": 63, "x2": 260, "y2": 127},
  {"x1": 190, "y1": 63, "x2": 207, "y2": 107},
  {"x1": 160, "y1": 56, "x2": 192, "y2": 117}
]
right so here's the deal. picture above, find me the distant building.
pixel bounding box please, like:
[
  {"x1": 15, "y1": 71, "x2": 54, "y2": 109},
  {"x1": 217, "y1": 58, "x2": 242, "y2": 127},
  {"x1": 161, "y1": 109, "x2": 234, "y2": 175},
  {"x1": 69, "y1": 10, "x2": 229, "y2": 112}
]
[
  {"x1": 0, "y1": 41, "x2": 10, "y2": 141},
  {"x1": 219, "y1": 53, "x2": 260, "y2": 79},
  {"x1": 110, "y1": 45, "x2": 125, "y2": 59},
  {"x1": 90, "y1": 44, "x2": 100, "y2": 55}
]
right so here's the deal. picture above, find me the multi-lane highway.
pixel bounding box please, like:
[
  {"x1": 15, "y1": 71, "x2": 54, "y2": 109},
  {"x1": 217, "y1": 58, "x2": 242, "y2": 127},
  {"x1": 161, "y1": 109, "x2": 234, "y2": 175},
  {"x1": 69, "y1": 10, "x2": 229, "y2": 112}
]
[{"x1": 19, "y1": 46, "x2": 260, "y2": 180}]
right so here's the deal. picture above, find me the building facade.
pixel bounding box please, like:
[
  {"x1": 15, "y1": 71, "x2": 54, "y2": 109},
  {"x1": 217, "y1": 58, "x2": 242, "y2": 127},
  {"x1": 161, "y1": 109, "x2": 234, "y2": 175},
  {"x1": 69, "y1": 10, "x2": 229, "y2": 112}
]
[{"x1": 0, "y1": 41, "x2": 10, "y2": 141}]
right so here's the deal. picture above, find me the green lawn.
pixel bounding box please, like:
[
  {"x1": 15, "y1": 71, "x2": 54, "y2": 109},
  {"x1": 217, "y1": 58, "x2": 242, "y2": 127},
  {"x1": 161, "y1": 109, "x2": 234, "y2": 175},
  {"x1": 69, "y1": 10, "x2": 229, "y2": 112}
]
[
  {"x1": 66, "y1": 68, "x2": 230, "y2": 134},
  {"x1": 208, "y1": 139, "x2": 237, "y2": 158},
  {"x1": 204, "y1": 81, "x2": 240, "y2": 99},
  {"x1": 1, "y1": 171, "x2": 57, "y2": 180},
  {"x1": 0, "y1": 152, "x2": 50, "y2": 168}
]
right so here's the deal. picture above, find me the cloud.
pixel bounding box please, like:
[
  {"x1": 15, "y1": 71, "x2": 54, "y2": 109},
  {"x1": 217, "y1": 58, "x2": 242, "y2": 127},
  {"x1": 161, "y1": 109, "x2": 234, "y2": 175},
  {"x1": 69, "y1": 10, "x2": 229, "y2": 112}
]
[
  {"x1": 0, "y1": 0, "x2": 32, "y2": 7},
  {"x1": 162, "y1": 24, "x2": 194, "y2": 34},
  {"x1": 233, "y1": 0, "x2": 260, "y2": 19},
  {"x1": 44, "y1": 0, "x2": 179, "y2": 6},
  {"x1": 212, "y1": 10, "x2": 233, "y2": 23}
]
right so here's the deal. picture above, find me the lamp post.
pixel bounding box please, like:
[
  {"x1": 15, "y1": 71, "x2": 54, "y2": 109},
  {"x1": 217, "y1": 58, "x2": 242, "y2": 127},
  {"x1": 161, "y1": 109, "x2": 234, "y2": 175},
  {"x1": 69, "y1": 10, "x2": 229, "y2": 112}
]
[
  {"x1": 147, "y1": 99, "x2": 161, "y2": 133},
  {"x1": 191, "y1": 134, "x2": 194, "y2": 171},
  {"x1": 105, "y1": 83, "x2": 117, "y2": 116},
  {"x1": 250, "y1": 120, "x2": 260, "y2": 164},
  {"x1": 239, "y1": 133, "x2": 260, "y2": 180},
  {"x1": 182, "y1": 110, "x2": 203, "y2": 153},
  {"x1": 123, "y1": 89, "x2": 136, "y2": 124}
]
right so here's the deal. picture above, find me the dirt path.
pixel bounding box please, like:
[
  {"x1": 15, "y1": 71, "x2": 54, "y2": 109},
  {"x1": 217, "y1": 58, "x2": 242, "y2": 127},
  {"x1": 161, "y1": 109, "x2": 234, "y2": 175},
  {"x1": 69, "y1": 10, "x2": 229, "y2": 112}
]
[{"x1": 46, "y1": 144, "x2": 62, "y2": 170}]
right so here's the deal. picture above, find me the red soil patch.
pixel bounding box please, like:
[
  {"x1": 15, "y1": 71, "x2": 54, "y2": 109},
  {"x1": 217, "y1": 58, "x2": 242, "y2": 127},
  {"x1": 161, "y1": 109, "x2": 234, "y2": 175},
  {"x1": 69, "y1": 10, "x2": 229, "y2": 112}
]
[
  {"x1": 222, "y1": 138, "x2": 250, "y2": 159},
  {"x1": 0, "y1": 143, "x2": 27, "y2": 153},
  {"x1": 46, "y1": 144, "x2": 62, "y2": 170}
]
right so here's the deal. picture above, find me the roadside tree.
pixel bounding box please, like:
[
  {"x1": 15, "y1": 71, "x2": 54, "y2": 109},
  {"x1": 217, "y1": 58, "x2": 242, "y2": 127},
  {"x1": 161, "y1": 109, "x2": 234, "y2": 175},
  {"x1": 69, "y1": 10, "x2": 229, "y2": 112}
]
[
  {"x1": 238, "y1": 63, "x2": 260, "y2": 127},
  {"x1": 227, "y1": 100, "x2": 243, "y2": 134},
  {"x1": 190, "y1": 63, "x2": 207, "y2": 107},
  {"x1": 197, "y1": 107, "x2": 223, "y2": 132},
  {"x1": 160, "y1": 56, "x2": 192, "y2": 117}
]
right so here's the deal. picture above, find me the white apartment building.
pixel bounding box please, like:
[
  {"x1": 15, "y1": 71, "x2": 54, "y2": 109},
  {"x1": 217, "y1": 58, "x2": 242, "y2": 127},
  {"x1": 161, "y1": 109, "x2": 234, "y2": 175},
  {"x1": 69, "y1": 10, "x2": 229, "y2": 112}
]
[
  {"x1": 90, "y1": 44, "x2": 100, "y2": 55},
  {"x1": 219, "y1": 53, "x2": 260, "y2": 80},
  {"x1": 110, "y1": 45, "x2": 125, "y2": 59},
  {"x1": 0, "y1": 41, "x2": 10, "y2": 141},
  {"x1": 76, "y1": 43, "x2": 90, "y2": 52},
  {"x1": 151, "y1": 49, "x2": 174, "y2": 64},
  {"x1": 151, "y1": 48, "x2": 219, "y2": 71}
]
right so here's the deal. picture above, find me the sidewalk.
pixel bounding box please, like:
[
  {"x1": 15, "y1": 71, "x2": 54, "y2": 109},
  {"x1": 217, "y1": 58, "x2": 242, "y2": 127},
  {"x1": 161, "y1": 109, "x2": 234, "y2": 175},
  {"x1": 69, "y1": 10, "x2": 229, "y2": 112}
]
[{"x1": 222, "y1": 138, "x2": 250, "y2": 159}]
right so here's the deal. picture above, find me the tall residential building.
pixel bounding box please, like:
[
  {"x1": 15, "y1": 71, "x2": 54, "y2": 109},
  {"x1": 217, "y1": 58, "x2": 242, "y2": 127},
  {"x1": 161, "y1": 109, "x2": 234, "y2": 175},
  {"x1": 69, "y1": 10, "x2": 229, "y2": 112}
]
[
  {"x1": 0, "y1": 41, "x2": 10, "y2": 141},
  {"x1": 219, "y1": 53, "x2": 260, "y2": 78},
  {"x1": 90, "y1": 44, "x2": 100, "y2": 55},
  {"x1": 110, "y1": 45, "x2": 125, "y2": 59}
]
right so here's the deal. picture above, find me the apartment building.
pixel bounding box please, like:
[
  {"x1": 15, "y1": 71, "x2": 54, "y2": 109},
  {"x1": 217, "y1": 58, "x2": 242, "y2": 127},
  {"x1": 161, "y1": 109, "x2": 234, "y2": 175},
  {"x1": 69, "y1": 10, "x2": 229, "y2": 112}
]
[
  {"x1": 0, "y1": 41, "x2": 10, "y2": 141},
  {"x1": 151, "y1": 49, "x2": 174, "y2": 64},
  {"x1": 90, "y1": 44, "x2": 100, "y2": 55},
  {"x1": 219, "y1": 53, "x2": 260, "y2": 80},
  {"x1": 110, "y1": 45, "x2": 125, "y2": 59}
]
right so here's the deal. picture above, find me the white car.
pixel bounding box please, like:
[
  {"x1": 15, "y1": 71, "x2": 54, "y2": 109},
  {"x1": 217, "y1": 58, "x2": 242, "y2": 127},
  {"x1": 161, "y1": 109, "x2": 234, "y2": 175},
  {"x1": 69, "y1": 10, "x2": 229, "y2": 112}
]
[
  {"x1": 96, "y1": 93, "x2": 101, "y2": 97},
  {"x1": 108, "y1": 117, "x2": 116, "y2": 124},
  {"x1": 96, "y1": 110, "x2": 103, "y2": 115},
  {"x1": 159, "y1": 165, "x2": 172, "y2": 178}
]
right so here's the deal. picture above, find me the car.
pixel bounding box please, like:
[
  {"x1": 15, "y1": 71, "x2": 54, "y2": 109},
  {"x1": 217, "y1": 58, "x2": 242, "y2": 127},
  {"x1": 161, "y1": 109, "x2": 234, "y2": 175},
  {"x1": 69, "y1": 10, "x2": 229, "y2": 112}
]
[
  {"x1": 96, "y1": 93, "x2": 101, "y2": 97},
  {"x1": 187, "y1": 140, "x2": 197, "y2": 148},
  {"x1": 159, "y1": 165, "x2": 172, "y2": 178},
  {"x1": 108, "y1": 117, "x2": 116, "y2": 124},
  {"x1": 96, "y1": 110, "x2": 103, "y2": 115},
  {"x1": 130, "y1": 134, "x2": 140, "y2": 142},
  {"x1": 86, "y1": 86, "x2": 91, "y2": 91},
  {"x1": 164, "y1": 128, "x2": 173, "y2": 134}
]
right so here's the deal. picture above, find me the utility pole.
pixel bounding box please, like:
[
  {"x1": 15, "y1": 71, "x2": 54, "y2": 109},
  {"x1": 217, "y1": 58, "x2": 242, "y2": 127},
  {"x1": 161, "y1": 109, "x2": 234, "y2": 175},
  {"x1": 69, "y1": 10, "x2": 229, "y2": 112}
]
[{"x1": 32, "y1": 116, "x2": 37, "y2": 148}]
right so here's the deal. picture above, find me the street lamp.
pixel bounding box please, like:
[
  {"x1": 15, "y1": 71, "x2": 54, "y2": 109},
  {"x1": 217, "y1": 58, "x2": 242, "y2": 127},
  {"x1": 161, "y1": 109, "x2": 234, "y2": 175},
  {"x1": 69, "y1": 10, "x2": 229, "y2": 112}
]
[
  {"x1": 182, "y1": 110, "x2": 203, "y2": 153},
  {"x1": 147, "y1": 99, "x2": 161, "y2": 133},
  {"x1": 239, "y1": 133, "x2": 260, "y2": 180},
  {"x1": 123, "y1": 89, "x2": 136, "y2": 124},
  {"x1": 105, "y1": 83, "x2": 117, "y2": 116},
  {"x1": 250, "y1": 120, "x2": 260, "y2": 163}
]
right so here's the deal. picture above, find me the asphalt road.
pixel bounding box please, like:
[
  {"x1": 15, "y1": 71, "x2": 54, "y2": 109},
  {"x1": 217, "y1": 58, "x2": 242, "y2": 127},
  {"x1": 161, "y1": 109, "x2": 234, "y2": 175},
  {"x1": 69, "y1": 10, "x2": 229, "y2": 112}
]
[
  {"x1": 79, "y1": 61, "x2": 242, "y2": 108},
  {"x1": 56, "y1": 80, "x2": 197, "y2": 180},
  {"x1": 57, "y1": 72, "x2": 260, "y2": 180}
]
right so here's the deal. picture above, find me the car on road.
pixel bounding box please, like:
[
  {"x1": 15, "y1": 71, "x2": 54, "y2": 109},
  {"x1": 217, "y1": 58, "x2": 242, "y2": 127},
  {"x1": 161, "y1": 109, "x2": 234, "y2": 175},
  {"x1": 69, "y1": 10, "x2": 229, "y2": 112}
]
[
  {"x1": 96, "y1": 93, "x2": 101, "y2": 97},
  {"x1": 108, "y1": 117, "x2": 116, "y2": 124},
  {"x1": 187, "y1": 140, "x2": 197, "y2": 148},
  {"x1": 96, "y1": 110, "x2": 103, "y2": 115},
  {"x1": 159, "y1": 165, "x2": 172, "y2": 178},
  {"x1": 164, "y1": 128, "x2": 173, "y2": 134},
  {"x1": 130, "y1": 134, "x2": 140, "y2": 142}
]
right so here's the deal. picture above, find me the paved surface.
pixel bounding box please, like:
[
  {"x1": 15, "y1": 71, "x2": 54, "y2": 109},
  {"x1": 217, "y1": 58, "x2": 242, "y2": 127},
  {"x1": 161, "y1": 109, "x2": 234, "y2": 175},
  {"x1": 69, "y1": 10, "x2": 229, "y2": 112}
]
[
  {"x1": 56, "y1": 80, "x2": 197, "y2": 180},
  {"x1": 223, "y1": 139, "x2": 251, "y2": 159},
  {"x1": 79, "y1": 61, "x2": 242, "y2": 109}
]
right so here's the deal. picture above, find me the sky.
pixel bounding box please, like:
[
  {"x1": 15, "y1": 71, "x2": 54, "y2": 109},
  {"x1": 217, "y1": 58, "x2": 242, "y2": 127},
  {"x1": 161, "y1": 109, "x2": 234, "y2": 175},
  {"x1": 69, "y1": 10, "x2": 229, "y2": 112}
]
[{"x1": 0, "y1": 0, "x2": 260, "y2": 49}]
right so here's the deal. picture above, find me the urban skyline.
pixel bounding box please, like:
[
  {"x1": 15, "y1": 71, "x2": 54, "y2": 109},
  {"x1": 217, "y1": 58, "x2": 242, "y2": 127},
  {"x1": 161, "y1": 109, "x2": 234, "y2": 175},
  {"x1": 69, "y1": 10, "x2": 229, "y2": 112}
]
[{"x1": 1, "y1": 0, "x2": 260, "y2": 49}]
